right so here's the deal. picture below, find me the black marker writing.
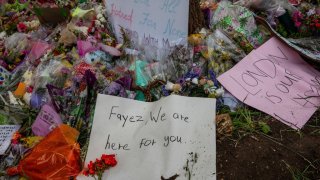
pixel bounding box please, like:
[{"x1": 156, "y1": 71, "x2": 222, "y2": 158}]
[
  {"x1": 105, "y1": 134, "x2": 130, "y2": 151},
  {"x1": 139, "y1": 138, "x2": 156, "y2": 148},
  {"x1": 172, "y1": 113, "x2": 189, "y2": 123},
  {"x1": 164, "y1": 136, "x2": 182, "y2": 147},
  {"x1": 265, "y1": 91, "x2": 282, "y2": 104},
  {"x1": 150, "y1": 107, "x2": 166, "y2": 123}
]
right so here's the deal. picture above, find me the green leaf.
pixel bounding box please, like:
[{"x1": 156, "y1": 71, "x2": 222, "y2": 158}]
[
  {"x1": 258, "y1": 121, "x2": 271, "y2": 134},
  {"x1": 33, "y1": 8, "x2": 43, "y2": 16},
  {"x1": 60, "y1": 9, "x2": 68, "y2": 18}
]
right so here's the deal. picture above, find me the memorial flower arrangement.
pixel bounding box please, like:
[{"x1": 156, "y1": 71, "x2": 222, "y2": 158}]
[{"x1": 0, "y1": 0, "x2": 319, "y2": 179}]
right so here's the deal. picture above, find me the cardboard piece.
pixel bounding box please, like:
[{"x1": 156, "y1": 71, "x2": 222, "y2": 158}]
[
  {"x1": 80, "y1": 95, "x2": 216, "y2": 180},
  {"x1": 218, "y1": 37, "x2": 320, "y2": 129}
]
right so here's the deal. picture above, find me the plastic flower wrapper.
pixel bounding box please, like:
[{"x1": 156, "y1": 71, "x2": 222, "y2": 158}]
[
  {"x1": 145, "y1": 62, "x2": 166, "y2": 82},
  {"x1": 162, "y1": 45, "x2": 194, "y2": 83},
  {"x1": 47, "y1": 71, "x2": 98, "y2": 160},
  {"x1": 0, "y1": 65, "x2": 12, "y2": 88},
  {"x1": 77, "y1": 40, "x2": 98, "y2": 57},
  {"x1": 26, "y1": 40, "x2": 52, "y2": 64},
  {"x1": 6, "y1": 124, "x2": 81, "y2": 180},
  {"x1": 101, "y1": 74, "x2": 135, "y2": 99},
  {"x1": 211, "y1": 1, "x2": 268, "y2": 48},
  {"x1": 206, "y1": 29, "x2": 246, "y2": 76},
  {"x1": 234, "y1": 0, "x2": 287, "y2": 13},
  {"x1": 129, "y1": 59, "x2": 151, "y2": 101},
  {"x1": 58, "y1": 25, "x2": 78, "y2": 47},
  {"x1": 2, "y1": 33, "x2": 31, "y2": 66},
  {"x1": 139, "y1": 40, "x2": 159, "y2": 62},
  {"x1": 32, "y1": 58, "x2": 69, "y2": 90}
]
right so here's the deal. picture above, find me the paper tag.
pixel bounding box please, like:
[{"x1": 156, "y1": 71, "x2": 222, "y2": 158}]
[{"x1": 32, "y1": 104, "x2": 63, "y2": 137}]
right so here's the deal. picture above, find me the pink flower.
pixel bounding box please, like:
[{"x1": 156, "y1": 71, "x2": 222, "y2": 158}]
[
  {"x1": 295, "y1": 21, "x2": 302, "y2": 28},
  {"x1": 292, "y1": 11, "x2": 304, "y2": 28}
]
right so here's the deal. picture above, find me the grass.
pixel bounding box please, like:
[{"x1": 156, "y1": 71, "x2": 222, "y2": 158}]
[
  {"x1": 230, "y1": 107, "x2": 272, "y2": 135},
  {"x1": 282, "y1": 160, "x2": 319, "y2": 180},
  {"x1": 306, "y1": 111, "x2": 320, "y2": 136}
]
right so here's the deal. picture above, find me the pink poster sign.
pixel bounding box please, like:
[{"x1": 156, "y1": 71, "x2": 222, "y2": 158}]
[{"x1": 218, "y1": 37, "x2": 320, "y2": 129}]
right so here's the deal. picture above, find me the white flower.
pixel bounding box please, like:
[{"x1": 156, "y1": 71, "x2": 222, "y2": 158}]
[
  {"x1": 307, "y1": 8, "x2": 316, "y2": 17},
  {"x1": 95, "y1": 20, "x2": 101, "y2": 26},
  {"x1": 97, "y1": 14, "x2": 103, "y2": 19}
]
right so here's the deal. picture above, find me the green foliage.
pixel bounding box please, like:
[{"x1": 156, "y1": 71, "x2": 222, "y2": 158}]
[
  {"x1": 219, "y1": 16, "x2": 232, "y2": 29},
  {"x1": 258, "y1": 121, "x2": 271, "y2": 134},
  {"x1": 276, "y1": 23, "x2": 288, "y2": 38},
  {"x1": 239, "y1": 17, "x2": 248, "y2": 29},
  {"x1": 231, "y1": 107, "x2": 271, "y2": 134}
]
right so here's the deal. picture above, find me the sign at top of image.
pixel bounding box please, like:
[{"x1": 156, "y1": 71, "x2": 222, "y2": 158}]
[{"x1": 105, "y1": 0, "x2": 189, "y2": 51}]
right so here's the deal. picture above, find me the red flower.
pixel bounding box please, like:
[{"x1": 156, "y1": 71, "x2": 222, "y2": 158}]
[
  {"x1": 316, "y1": 23, "x2": 320, "y2": 29},
  {"x1": 88, "y1": 161, "x2": 94, "y2": 170},
  {"x1": 101, "y1": 154, "x2": 117, "y2": 167},
  {"x1": 84, "y1": 154, "x2": 117, "y2": 179},
  {"x1": 17, "y1": 22, "x2": 27, "y2": 32},
  {"x1": 83, "y1": 170, "x2": 89, "y2": 176},
  {"x1": 89, "y1": 168, "x2": 95, "y2": 175}
]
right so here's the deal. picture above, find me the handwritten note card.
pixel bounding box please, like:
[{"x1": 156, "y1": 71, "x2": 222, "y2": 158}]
[
  {"x1": 218, "y1": 37, "x2": 320, "y2": 129},
  {"x1": 81, "y1": 95, "x2": 216, "y2": 180},
  {"x1": 0, "y1": 125, "x2": 20, "y2": 155},
  {"x1": 105, "y1": 0, "x2": 189, "y2": 49}
]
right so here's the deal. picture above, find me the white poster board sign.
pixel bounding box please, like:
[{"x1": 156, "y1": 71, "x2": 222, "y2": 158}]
[
  {"x1": 81, "y1": 95, "x2": 216, "y2": 180},
  {"x1": 105, "y1": 0, "x2": 189, "y2": 49},
  {"x1": 0, "y1": 125, "x2": 20, "y2": 155}
]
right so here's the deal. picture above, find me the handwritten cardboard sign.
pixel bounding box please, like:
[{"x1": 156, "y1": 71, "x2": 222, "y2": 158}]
[
  {"x1": 80, "y1": 95, "x2": 216, "y2": 180},
  {"x1": 218, "y1": 37, "x2": 320, "y2": 129},
  {"x1": 0, "y1": 125, "x2": 20, "y2": 155},
  {"x1": 105, "y1": 0, "x2": 189, "y2": 50},
  {"x1": 32, "y1": 104, "x2": 63, "y2": 137}
]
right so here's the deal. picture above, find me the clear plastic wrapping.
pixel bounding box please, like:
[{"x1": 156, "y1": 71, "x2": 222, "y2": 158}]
[
  {"x1": 211, "y1": 1, "x2": 268, "y2": 48},
  {"x1": 206, "y1": 29, "x2": 246, "y2": 76}
]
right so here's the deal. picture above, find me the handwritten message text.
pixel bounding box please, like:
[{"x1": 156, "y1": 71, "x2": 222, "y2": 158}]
[
  {"x1": 106, "y1": 0, "x2": 189, "y2": 53},
  {"x1": 0, "y1": 125, "x2": 20, "y2": 154}
]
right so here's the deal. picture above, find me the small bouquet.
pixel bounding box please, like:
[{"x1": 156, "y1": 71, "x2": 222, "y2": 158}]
[{"x1": 83, "y1": 154, "x2": 117, "y2": 180}]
